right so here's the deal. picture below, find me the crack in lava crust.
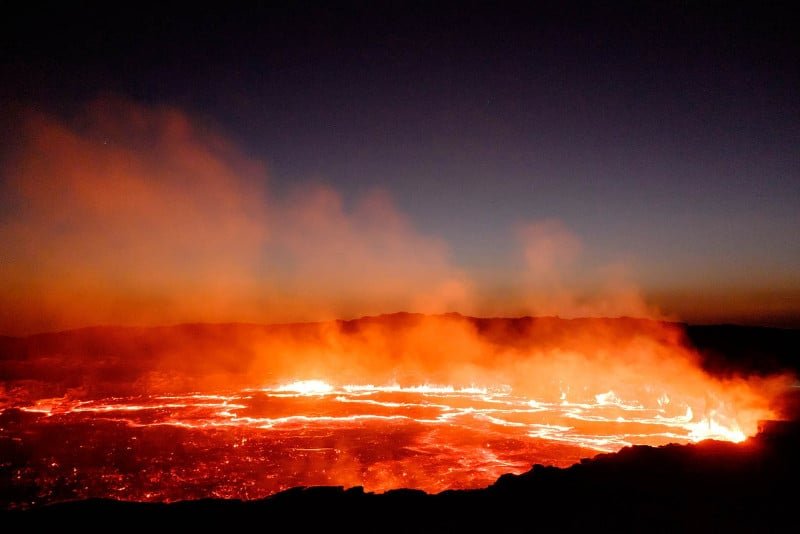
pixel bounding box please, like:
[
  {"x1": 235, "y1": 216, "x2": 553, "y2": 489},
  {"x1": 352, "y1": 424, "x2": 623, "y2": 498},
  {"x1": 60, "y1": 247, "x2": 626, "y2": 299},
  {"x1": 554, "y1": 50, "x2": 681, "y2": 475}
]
[{"x1": 1, "y1": 380, "x2": 756, "y2": 507}]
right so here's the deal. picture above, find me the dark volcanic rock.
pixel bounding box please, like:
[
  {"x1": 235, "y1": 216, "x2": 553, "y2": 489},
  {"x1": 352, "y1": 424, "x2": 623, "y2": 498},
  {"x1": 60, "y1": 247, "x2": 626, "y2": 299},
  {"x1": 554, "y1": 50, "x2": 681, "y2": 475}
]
[
  {"x1": 6, "y1": 421, "x2": 798, "y2": 532},
  {"x1": 686, "y1": 324, "x2": 800, "y2": 376}
]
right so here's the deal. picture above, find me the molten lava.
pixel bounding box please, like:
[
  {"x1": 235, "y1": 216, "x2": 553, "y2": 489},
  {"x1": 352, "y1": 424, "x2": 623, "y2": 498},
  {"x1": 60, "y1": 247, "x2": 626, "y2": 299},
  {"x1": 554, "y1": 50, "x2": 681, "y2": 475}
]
[
  {"x1": 0, "y1": 378, "x2": 776, "y2": 508},
  {"x1": 0, "y1": 316, "x2": 792, "y2": 508}
]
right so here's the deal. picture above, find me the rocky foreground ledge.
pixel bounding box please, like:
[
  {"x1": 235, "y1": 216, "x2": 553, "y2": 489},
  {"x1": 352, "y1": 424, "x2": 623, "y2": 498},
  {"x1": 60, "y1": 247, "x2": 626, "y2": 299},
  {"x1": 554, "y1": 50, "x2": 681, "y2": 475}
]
[{"x1": 5, "y1": 420, "x2": 798, "y2": 532}]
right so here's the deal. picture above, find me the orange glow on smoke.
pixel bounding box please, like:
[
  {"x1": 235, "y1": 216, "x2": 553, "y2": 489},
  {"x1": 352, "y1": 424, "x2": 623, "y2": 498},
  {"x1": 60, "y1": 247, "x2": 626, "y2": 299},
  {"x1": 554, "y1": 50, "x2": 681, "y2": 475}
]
[
  {"x1": 0, "y1": 99, "x2": 471, "y2": 336},
  {"x1": 1, "y1": 315, "x2": 792, "y2": 507},
  {"x1": 0, "y1": 99, "x2": 794, "y2": 508}
]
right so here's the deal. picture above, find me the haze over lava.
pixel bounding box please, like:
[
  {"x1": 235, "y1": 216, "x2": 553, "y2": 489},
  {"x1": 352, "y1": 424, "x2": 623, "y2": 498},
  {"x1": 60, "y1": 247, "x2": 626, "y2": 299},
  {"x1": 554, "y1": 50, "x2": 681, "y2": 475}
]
[
  {"x1": 1, "y1": 314, "x2": 794, "y2": 507},
  {"x1": 0, "y1": 99, "x2": 796, "y2": 508}
]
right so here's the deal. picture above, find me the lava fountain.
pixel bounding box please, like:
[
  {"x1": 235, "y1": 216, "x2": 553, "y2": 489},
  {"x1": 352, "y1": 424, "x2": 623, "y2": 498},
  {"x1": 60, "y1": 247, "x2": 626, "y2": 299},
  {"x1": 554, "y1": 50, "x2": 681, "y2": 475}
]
[{"x1": 0, "y1": 314, "x2": 792, "y2": 508}]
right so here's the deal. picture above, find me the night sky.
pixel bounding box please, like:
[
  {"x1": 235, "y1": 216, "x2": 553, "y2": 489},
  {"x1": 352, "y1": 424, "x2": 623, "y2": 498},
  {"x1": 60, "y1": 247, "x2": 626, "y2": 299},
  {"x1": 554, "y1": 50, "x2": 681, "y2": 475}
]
[{"x1": 1, "y1": 2, "x2": 798, "y2": 332}]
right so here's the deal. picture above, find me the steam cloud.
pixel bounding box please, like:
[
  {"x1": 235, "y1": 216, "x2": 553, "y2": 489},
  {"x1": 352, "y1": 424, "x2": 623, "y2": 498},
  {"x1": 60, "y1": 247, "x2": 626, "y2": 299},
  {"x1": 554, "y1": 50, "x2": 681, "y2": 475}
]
[
  {"x1": 0, "y1": 98, "x2": 469, "y2": 334},
  {"x1": 0, "y1": 98, "x2": 677, "y2": 335},
  {"x1": 0, "y1": 98, "x2": 793, "y2": 441}
]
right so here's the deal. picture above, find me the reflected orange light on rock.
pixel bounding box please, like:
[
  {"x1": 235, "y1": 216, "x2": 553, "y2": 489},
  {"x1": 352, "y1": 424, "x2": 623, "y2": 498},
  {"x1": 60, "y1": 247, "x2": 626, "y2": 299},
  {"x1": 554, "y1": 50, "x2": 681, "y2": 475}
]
[{"x1": 1, "y1": 315, "x2": 793, "y2": 507}]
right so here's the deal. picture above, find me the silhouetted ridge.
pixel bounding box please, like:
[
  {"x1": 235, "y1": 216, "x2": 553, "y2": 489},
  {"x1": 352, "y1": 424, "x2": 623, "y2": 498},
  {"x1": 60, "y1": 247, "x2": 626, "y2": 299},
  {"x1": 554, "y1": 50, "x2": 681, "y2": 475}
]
[{"x1": 7, "y1": 421, "x2": 799, "y2": 531}]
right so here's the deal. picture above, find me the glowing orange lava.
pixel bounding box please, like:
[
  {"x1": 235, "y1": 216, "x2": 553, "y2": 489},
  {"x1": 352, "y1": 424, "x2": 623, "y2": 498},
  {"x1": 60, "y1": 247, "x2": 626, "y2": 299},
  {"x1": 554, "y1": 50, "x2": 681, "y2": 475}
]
[
  {"x1": 0, "y1": 316, "x2": 792, "y2": 509},
  {"x1": 0, "y1": 377, "x2": 778, "y2": 508}
]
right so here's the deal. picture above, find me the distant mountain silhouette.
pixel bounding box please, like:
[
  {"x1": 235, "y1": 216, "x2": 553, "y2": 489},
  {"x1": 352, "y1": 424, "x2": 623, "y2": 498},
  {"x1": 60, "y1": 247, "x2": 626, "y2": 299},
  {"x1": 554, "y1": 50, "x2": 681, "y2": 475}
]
[{"x1": 3, "y1": 314, "x2": 798, "y2": 370}]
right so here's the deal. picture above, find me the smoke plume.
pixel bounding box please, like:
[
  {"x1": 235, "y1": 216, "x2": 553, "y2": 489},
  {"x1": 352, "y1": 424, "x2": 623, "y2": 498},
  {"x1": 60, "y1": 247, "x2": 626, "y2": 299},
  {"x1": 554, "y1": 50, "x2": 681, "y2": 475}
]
[{"x1": 0, "y1": 98, "x2": 468, "y2": 334}]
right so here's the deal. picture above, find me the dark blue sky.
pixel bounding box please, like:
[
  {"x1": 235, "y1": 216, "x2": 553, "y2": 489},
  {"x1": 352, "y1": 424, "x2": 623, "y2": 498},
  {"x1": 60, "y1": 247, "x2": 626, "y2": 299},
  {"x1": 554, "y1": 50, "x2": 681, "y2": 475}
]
[{"x1": 2, "y1": 2, "x2": 798, "y2": 326}]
